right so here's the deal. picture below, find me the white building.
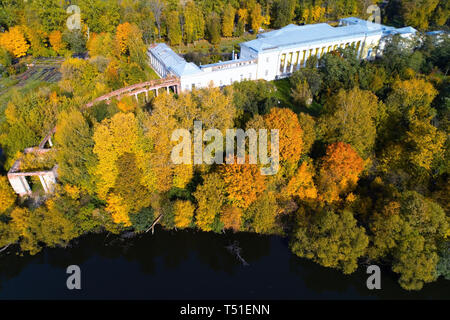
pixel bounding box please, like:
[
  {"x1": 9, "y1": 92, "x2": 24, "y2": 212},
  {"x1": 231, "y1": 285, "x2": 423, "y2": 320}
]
[{"x1": 148, "y1": 17, "x2": 416, "y2": 92}]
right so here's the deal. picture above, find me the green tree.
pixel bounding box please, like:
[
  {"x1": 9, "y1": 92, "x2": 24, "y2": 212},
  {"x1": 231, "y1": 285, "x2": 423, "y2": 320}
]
[
  {"x1": 369, "y1": 192, "x2": 448, "y2": 290},
  {"x1": 318, "y1": 87, "x2": 383, "y2": 157},
  {"x1": 54, "y1": 110, "x2": 96, "y2": 194},
  {"x1": 194, "y1": 173, "x2": 226, "y2": 232},
  {"x1": 245, "y1": 192, "x2": 279, "y2": 234},
  {"x1": 206, "y1": 12, "x2": 221, "y2": 45},
  {"x1": 291, "y1": 208, "x2": 369, "y2": 274},
  {"x1": 272, "y1": 0, "x2": 296, "y2": 28},
  {"x1": 167, "y1": 10, "x2": 182, "y2": 46}
]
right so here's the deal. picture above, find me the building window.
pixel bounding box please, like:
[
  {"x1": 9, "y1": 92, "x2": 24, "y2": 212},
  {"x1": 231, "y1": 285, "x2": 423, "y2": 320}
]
[
  {"x1": 240, "y1": 74, "x2": 243, "y2": 81},
  {"x1": 249, "y1": 73, "x2": 252, "y2": 79},
  {"x1": 266, "y1": 57, "x2": 269, "y2": 63},
  {"x1": 265, "y1": 70, "x2": 268, "y2": 76}
]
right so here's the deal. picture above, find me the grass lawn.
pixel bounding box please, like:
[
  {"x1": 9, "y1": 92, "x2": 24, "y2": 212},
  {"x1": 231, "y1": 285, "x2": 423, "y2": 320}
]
[
  {"x1": 272, "y1": 78, "x2": 323, "y2": 116},
  {"x1": 272, "y1": 78, "x2": 294, "y2": 111}
]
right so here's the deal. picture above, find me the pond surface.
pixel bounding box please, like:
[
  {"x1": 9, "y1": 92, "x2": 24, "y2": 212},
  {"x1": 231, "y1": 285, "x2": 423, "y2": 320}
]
[{"x1": 0, "y1": 229, "x2": 449, "y2": 299}]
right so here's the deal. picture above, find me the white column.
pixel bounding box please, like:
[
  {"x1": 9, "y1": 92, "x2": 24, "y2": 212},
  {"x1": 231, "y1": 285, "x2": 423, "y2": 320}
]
[{"x1": 38, "y1": 175, "x2": 49, "y2": 193}]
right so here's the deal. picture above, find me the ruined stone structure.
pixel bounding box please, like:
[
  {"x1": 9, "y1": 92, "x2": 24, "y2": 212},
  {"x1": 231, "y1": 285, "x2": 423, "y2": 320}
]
[
  {"x1": 85, "y1": 76, "x2": 180, "y2": 107},
  {"x1": 7, "y1": 148, "x2": 58, "y2": 197}
]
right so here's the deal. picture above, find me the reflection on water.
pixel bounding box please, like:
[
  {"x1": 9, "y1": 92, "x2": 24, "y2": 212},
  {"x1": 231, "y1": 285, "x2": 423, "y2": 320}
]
[{"x1": 0, "y1": 227, "x2": 449, "y2": 299}]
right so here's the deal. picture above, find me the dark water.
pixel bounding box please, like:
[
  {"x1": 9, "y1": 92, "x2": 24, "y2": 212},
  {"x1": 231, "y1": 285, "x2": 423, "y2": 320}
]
[{"x1": 0, "y1": 228, "x2": 449, "y2": 300}]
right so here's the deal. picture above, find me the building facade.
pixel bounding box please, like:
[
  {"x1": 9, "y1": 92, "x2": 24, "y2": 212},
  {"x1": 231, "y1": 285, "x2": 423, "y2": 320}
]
[{"x1": 148, "y1": 17, "x2": 416, "y2": 92}]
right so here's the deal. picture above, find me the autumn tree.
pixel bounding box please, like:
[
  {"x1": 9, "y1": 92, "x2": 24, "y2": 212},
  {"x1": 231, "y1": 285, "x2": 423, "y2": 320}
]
[
  {"x1": 116, "y1": 22, "x2": 133, "y2": 54},
  {"x1": 386, "y1": 78, "x2": 438, "y2": 122},
  {"x1": 317, "y1": 142, "x2": 364, "y2": 203},
  {"x1": 219, "y1": 158, "x2": 266, "y2": 209},
  {"x1": 184, "y1": 1, "x2": 204, "y2": 43},
  {"x1": 93, "y1": 112, "x2": 155, "y2": 225},
  {"x1": 0, "y1": 90, "x2": 61, "y2": 167},
  {"x1": 114, "y1": 152, "x2": 152, "y2": 217},
  {"x1": 9, "y1": 204, "x2": 75, "y2": 255},
  {"x1": 174, "y1": 200, "x2": 195, "y2": 229},
  {"x1": 245, "y1": 192, "x2": 279, "y2": 234},
  {"x1": 78, "y1": 0, "x2": 120, "y2": 33},
  {"x1": 297, "y1": 113, "x2": 316, "y2": 156},
  {"x1": 49, "y1": 30, "x2": 66, "y2": 55},
  {"x1": 0, "y1": 26, "x2": 29, "y2": 58},
  {"x1": 222, "y1": 4, "x2": 235, "y2": 37},
  {"x1": 221, "y1": 205, "x2": 243, "y2": 232},
  {"x1": 249, "y1": 2, "x2": 264, "y2": 34},
  {"x1": 149, "y1": 0, "x2": 165, "y2": 38},
  {"x1": 0, "y1": 176, "x2": 15, "y2": 213},
  {"x1": 400, "y1": 0, "x2": 440, "y2": 29},
  {"x1": 235, "y1": 8, "x2": 248, "y2": 36},
  {"x1": 166, "y1": 11, "x2": 182, "y2": 46},
  {"x1": 283, "y1": 161, "x2": 317, "y2": 201},
  {"x1": 404, "y1": 118, "x2": 446, "y2": 171},
  {"x1": 194, "y1": 172, "x2": 226, "y2": 232},
  {"x1": 264, "y1": 107, "x2": 303, "y2": 164},
  {"x1": 87, "y1": 32, "x2": 115, "y2": 58},
  {"x1": 319, "y1": 87, "x2": 383, "y2": 157}
]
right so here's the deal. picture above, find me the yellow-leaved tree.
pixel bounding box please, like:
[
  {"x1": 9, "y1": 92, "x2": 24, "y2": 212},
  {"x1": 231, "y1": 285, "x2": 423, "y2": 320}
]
[
  {"x1": 174, "y1": 200, "x2": 195, "y2": 229},
  {"x1": 264, "y1": 107, "x2": 304, "y2": 164},
  {"x1": 93, "y1": 112, "x2": 154, "y2": 226},
  {"x1": 0, "y1": 26, "x2": 29, "y2": 58},
  {"x1": 49, "y1": 30, "x2": 66, "y2": 54},
  {"x1": 0, "y1": 176, "x2": 15, "y2": 213},
  {"x1": 284, "y1": 161, "x2": 317, "y2": 201},
  {"x1": 219, "y1": 157, "x2": 266, "y2": 209}
]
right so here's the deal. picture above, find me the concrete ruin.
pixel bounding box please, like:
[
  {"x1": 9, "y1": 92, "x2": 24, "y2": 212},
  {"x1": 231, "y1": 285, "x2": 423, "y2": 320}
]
[{"x1": 7, "y1": 130, "x2": 58, "y2": 197}]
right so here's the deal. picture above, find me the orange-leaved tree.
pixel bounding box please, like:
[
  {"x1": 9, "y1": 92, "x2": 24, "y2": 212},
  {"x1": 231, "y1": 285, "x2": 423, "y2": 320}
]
[
  {"x1": 49, "y1": 30, "x2": 66, "y2": 54},
  {"x1": 220, "y1": 205, "x2": 243, "y2": 232},
  {"x1": 264, "y1": 107, "x2": 303, "y2": 164},
  {"x1": 219, "y1": 156, "x2": 266, "y2": 209},
  {"x1": 318, "y1": 142, "x2": 364, "y2": 203}
]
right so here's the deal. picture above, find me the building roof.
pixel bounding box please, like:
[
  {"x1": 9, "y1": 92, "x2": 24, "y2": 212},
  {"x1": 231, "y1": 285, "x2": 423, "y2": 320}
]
[
  {"x1": 241, "y1": 17, "x2": 416, "y2": 53},
  {"x1": 148, "y1": 43, "x2": 202, "y2": 77}
]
